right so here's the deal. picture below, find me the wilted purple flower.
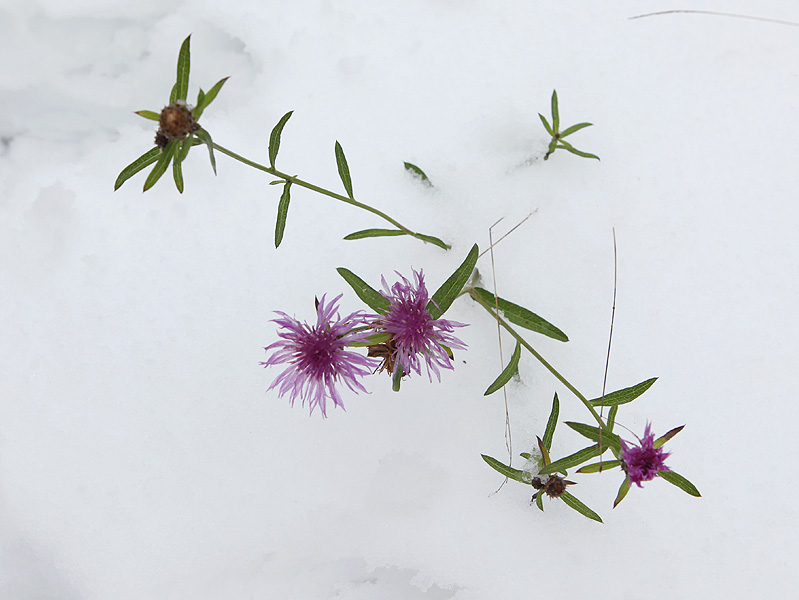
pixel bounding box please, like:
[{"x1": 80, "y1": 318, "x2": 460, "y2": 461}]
[
  {"x1": 620, "y1": 422, "x2": 671, "y2": 487},
  {"x1": 372, "y1": 269, "x2": 467, "y2": 380},
  {"x1": 261, "y1": 294, "x2": 379, "y2": 417}
]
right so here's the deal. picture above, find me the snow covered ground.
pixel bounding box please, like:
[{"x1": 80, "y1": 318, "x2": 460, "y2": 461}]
[{"x1": 2, "y1": 1, "x2": 798, "y2": 597}]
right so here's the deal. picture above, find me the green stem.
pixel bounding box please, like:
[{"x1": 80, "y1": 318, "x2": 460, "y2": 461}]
[
  {"x1": 212, "y1": 142, "x2": 415, "y2": 236},
  {"x1": 468, "y1": 287, "x2": 609, "y2": 433}
]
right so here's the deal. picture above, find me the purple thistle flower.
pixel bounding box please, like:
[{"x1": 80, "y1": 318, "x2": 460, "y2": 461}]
[
  {"x1": 620, "y1": 422, "x2": 672, "y2": 487},
  {"x1": 261, "y1": 294, "x2": 379, "y2": 417},
  {"x1": 372, "y1": 269, "x2": 467, "y2": 381}
]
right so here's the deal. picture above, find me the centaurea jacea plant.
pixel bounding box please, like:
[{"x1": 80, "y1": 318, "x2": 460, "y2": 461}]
[{"x1": 261, "y1": 294, "x2": 379, "y2": 417}]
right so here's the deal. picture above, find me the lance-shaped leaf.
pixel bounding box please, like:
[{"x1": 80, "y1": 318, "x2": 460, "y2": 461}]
[
  {"x1": 655, "y1": 425, "x2": 685, "y2": 448},
  {"x1": 410, "y1": 232, "x2": 450, "y2": 250},
  {"x1": 143, "y1": 142, "x2": 178, "y2": 191},
  {"x1": 607, "y1": 404, "x2": 618, "y2": 431},
  {"x1": 557, "y1": 139, "x2": 599, "y2": 160},
  {"x1": 268, "y1": 111, "x2": 293, "y2": 168},
  {"x1": 560, "y1": 122, "x2": 593, "y2": 137},
  {"x1": 174, "y1": 35, "x2": 191, "y2": 103},
  {"x1": 193, "y1": 77, "x2": 228, "y2": 120},
  {"x1": 536, "y1": 436, "x2": 551, "y2": 469},
  {"x1": 471, "y1": 287, "x2": 568, "y2": 342},
  {"x1": 538, "y1": 113, "x2": 554, "y2": 136},
  {"x1": 481, "y1": 454, "x2": 532, "y2": 484},
  {"x1": 404, "y1": 161, "x2": 432, "y2": 186},
  {"x1": 336, "y1": 267, "x2": 390, "y2": 314},
  {"x1": 115, "y1": 147, "x2": 161, "y2": 190},
  {"x1": 135, "y1": 110, "x2": 160, "y2": 121},
  {"x1": 194, "y1": 128, "x2": 217, "y2": 175},
  {"x1": 613, "y1": 477, "x2": 632, "y2": 508},
  {"x1": 658, "y1": 470, "x2": 701, "y2": 497},
  {"x1": 344, "y1": 228, "x2": 406, "y2": 240},
  {"x1": 561, "y1": 491, "x2": 602, "y2": 523},
  {"x1": 589, "y1": 377, "x2": 657, "y2": 407},
  {"x1": 483, "y1": 341, "x2": 521, "y2": 395},
  {"x1": 539, "y1": 444, "x2": 603, "y2": 475},
  {"x1": 565, "y1": 421, "x2": 621, "y2": 454},
  {"x1": 427, "y1": 244, "x2": 478, "y2": 319},
  {"x1": 550, "y1": 90, "x2": 559, "y2": 132},
  {"x1": 392, "y1": 363, "x2": 404, "y2": 392},
  {"x1": 334, "y1": 141, "x2": 354, "y2": 199},
  {"x1": 577, "y1": 459, "x2": 621, "y2": 474},
  {"x1": 535, "y1": 489, "x2": 544, "y2": 511},
  {"x1": 172, "y1": 137, "x2": 192, "y2": 194},
  {"x1": 274, "y1": 181, "x2": 292, "y2": 248},
  {"x1": 542, "y1": 393, "x2": 559, "y2": 452}
]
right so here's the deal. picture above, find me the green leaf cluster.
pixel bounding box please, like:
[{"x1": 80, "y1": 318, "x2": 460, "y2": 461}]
[
  {"x1": 539, "y1": 90, "x2": 599, "y2": 161},
  {"x1": 115, "y1": 35, "x2": 227, "y2": 193}
]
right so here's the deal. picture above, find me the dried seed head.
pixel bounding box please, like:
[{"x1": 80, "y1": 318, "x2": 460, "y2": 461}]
[
  {"x1": 155, "y1": 102, "x2": 200, "y2": 148},
  {"x1": 367, "y1": 336, "x2": 398, "y2": 375},
  {"x1": 531, "y1": 474, "x2": 575, "y2": 499}
]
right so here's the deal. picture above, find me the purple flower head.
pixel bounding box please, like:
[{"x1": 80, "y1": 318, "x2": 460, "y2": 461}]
[
  {"x1": 372, "y1": 269, "x2": 467, "y2": 381},
  {"x1": 261, "y1": 294, "x2": 379, "y2": 417},
  {"x1": 620, "y1": 422, "x2": 671, "y2": 487}
]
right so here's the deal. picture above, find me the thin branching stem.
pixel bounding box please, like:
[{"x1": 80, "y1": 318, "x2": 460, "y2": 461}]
[{"x1": 212, "y1": 142, "x2": 415, "y2": 235}]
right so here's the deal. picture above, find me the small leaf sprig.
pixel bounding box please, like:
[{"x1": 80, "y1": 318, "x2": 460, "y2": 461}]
[
  {"x1": 115, "y1": 35, "x2": 448, "y2": 250},
  {"x1": 539, "y1": 89, "x2": 599, "y2": 161}
]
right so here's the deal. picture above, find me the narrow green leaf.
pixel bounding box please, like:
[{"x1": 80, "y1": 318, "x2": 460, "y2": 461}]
[
  {"x1": 560, "y1": 122, "x2": 593, "y2": 137},
  {"x1": 538, "y1": 113, "x2": 554, "y2": 136},
  {"x1": 539, "y1": 444, "x2": 603, "y2": 475},
  {"x1": 334, "y1": 141, "x2": 354, "y2": 199},
  {"x1": 174, "y1": 35, "x2": 191, "y2": 102},
  {"x1": 268, "y1": 111, "x2": 293, "y2": 168},
  {"x1": 169, "y1": 83, "x2": 178, "y2": 104},
  {"x1": 172, "y1": 141, "x2": 186, "y2": 194},
  {"x1": 194, "y1": 128, "x2": 217, "y2": 175},
  {"x1": 607, "y1": 405, "x2": 618, "y2": 431},
  {"x1": 114, "y1": 147, "x2": 161, "y2": 190},
  {"x1": 336, "y1": 267, "x2": 390, "y2": 313},
  {"x1": 471, "y1": 287, "x2": 568, "y2": 342},
  {"x1": 410, "y1": 232, "x2": 450, "y2": 250},
  {"x1": 659, "y1": 470, "x2": 701, "y2": 497},
  {"x1": 196, "y1": 89, "x2": 205, "y2": 110},
  {"x1": 481, "y1": 455, "x2": 531, "y2": 484},
  {"x1": 177, "y1": 136, "x2": 193, "y2": 162},
  {"x1": 274, "y1": 181, "x2": 292, "y2": 248},
  {"x1": 577, "y1": 460, "x2": 621, "y2": 474},
  {"x1": 193, "y1": 77, "x2": 228, "y2": 120},
  {"x1": 561, "y1": 492, "x2": 602, "y2": 523},
  {"x1": 655, "y1": 425, "x2": 685, "y2": 448},
  {"x1": 143, "y1": 142, "x2": 177, "y2": 191},
  {"x1": 550, "y1": 90, "x2": 559, "y2": 132},
  {"x1": 392, "y1": 364, "x2": 404, "y2": 391},
  {"x1": 519, "y1": 452, "x2": 532, "y2": 460},
  {"x1": 535, "y1": 490, "x2": 544, "y2": 511},
  {"x1": 589, "y1": 377, "x2": 657, "y2": 407},
  {"x1": 135, "y1": 110, "x2": 161, "y2": 121},
  {"x1": 557, "y1": 139, "x2": 600, "y2": 160},
  {"x1": 483, "y1": 342, "x2": 521, "y2": 395},
  {"x1": 536, "y1": 436, "x2": 551, "y2": 468},
  {"x1": 343, "y1": 228, "x2": 406, "y2": 240},
  {"x1": 403, "y1": 161, "x2": 432, "y2": 186},
  {"x1": 564, "y1": 422, "x2": 621, "y2": 454},
  {"x1": 613, "y1": 477, "x2": 632, "y2": 508},
  {"x1": 543, "y1": 393, "x2": 559, "y2": 452},
  {"x1": 427, "y1": 243, "x2": 478, "y2": 319}
]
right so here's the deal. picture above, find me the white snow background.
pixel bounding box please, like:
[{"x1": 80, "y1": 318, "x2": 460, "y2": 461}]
[{"x1": 1, "y1": 1, "x2": 797, "y2": 598}]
